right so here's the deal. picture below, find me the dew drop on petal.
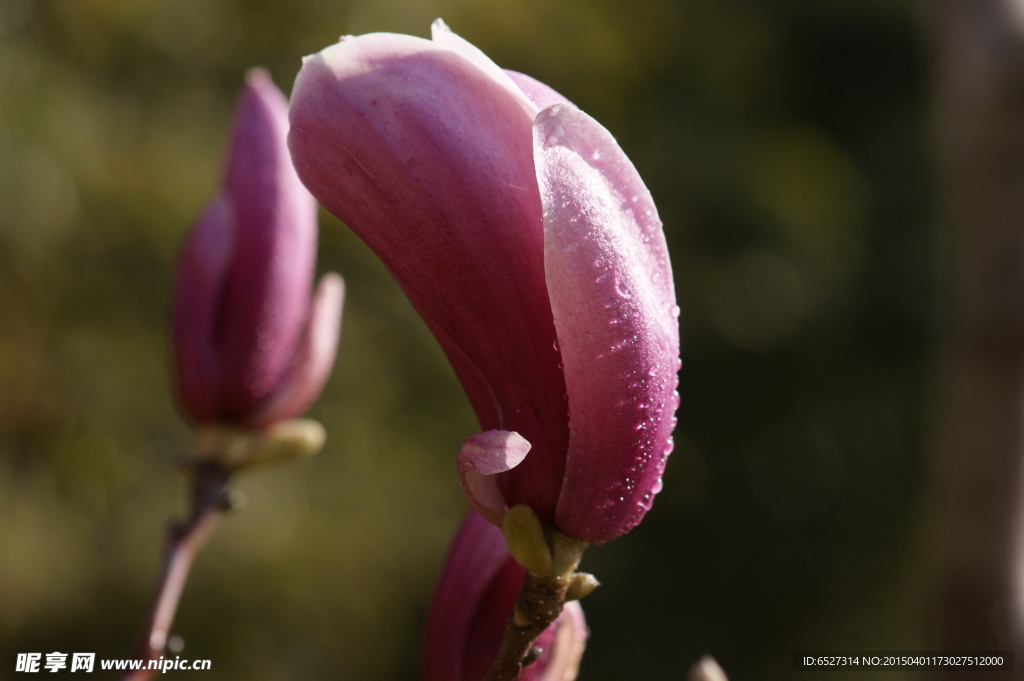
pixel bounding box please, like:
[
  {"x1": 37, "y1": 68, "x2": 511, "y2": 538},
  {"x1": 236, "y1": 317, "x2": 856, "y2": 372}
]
[{"x1": 614, "y1": 275, "x2": 632, "y2": 300}]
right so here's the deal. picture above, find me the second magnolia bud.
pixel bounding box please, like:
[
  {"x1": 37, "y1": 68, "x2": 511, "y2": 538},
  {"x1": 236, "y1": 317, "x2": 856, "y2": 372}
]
[{"x1": 172, "y1": 69, "x2": 343, "y2": 430}]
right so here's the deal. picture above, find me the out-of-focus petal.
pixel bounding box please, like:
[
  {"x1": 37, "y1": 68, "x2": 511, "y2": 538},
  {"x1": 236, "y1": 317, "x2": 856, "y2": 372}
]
[
  {"x1": 422, "y1": 511, "x2": 586, "y2": 681},
  {"x1": 422, "y1": 511, "x2": 522, "y2": 681},
  {"x1": 218, "y1": 68, "x2": 318, "y2": 418},
  {"x1": 249, "y1": 273, "x2": 345, "y2": 427},
  {"x1": 535, "y1": 103, "x2": 680, "y2": 543},
  {"x1": 289, "y1": 34, "x2": 569, "y2": 519},
  {"x1": 172, "y1": 194, "x2": 234, "y2": 424},
  {"x1": 457, "y1": 430, "x2": 532, "y2": 524},
  {"x1": 538, "y1": 601, "x2": 587, "y2": 681}
]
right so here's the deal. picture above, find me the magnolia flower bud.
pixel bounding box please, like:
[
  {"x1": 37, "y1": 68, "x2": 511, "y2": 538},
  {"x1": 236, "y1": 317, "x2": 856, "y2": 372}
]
[
  {"x1": 289, "y1": 21, "x2": 678, "y2": 543},
  {"x1": 173, "y1": 69, "x2": 343, "y2": 429}
]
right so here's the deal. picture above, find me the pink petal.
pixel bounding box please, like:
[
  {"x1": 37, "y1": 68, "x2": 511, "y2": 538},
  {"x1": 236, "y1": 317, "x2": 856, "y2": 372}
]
[
  {"x1": 248, "y1": 273, "x2": 344, "y2": 427},
  {"x1": 288, "y1": 32, "x2": 569, "y2": 519},
  {"x1": 171, "y1": 194, "x2": 234, "y2": 423},
  {"x1": 430, "y1": 19, "x2": 537, "y2": 116},
  {"x1": 538, "y1": 601, "x2": 587, "y2": 681},
  {"x1": 457, "y1": 430, "x2": 532, "y2": 524},
  {"x1": 505, "y1": 70, "x2": 575, "y2": 111},
  {"x1": 535, "y1": 104, "x2": 681, "y2": 543},
  {"x1": 217, "y1": 68, "x2": 318, "y2": 418}
]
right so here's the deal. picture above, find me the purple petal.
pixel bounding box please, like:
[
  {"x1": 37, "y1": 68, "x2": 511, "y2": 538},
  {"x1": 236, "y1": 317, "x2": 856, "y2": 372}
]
[
  {"x1": 217, "y1": 68, "x2": 318, "y2": 419},
  {"x1": 535, "y1": 104, "x2": 680, "y2": 543},
  {"x1": 288, "y1": 32, "x2": 569, "y2": 519},
  {"x1": 457, "y1": 430, "x2": 532, "y2": 524},
  {"x1": 422, "y1": 511, "x2": 523, "y2": 681},
  {"x1": 248, "y1": 273, "x2": 344, "y2": 427},
  {"x1": 171, "y1": 194, "x2": 234, "y2": 423}
]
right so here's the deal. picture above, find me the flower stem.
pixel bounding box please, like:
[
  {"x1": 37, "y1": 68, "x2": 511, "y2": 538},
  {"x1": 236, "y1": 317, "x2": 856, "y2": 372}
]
[
  {"x1": 483, "y1": 571, "x2": 574, "y2": 681},
  {"x1": 121, "y1": 463, "x2": 232, "y2": 681}
]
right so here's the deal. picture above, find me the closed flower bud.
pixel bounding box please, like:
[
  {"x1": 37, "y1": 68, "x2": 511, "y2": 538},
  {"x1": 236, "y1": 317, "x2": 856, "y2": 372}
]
[
  {"x1": 173, "y1": 69, "x2": 343, "y2": 429},
  {"x1": 289, "y1": 22, "x2": 678, "y2": 543}
]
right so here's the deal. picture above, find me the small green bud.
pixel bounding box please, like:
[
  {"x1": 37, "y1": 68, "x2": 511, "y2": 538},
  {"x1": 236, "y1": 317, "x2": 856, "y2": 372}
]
[
  {"x1": 247, "y1": 418, "x2": 325, "y2": 467},
  {"x1": 194, "y1": 418, "x2": 325, "y2": 472},
  {"x1": 502, "y1": 504, "x2": 553, "y2": 574},
  {"x1": 564, "y1": 572, "x2": 600, "y2": 601}
]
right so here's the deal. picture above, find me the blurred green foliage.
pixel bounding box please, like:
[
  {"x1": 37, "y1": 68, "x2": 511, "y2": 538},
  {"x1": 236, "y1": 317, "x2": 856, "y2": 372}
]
[{"x1": 0, "y1": 0, "x2": 931, "y2": 679}]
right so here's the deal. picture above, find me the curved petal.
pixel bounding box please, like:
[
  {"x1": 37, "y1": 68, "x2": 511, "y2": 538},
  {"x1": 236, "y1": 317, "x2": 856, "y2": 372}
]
[
  {"x1": 505, "y1": 70, "x2": 575, "y2": 111},
  {"x1": 457, "y1": 430, "x2": 532, "y2": 524},
  {"x1": 539, "y1": 601, "x2": 587, "y2": 681},
  {"x1": 171, "y1": 194, "x2": 234, "y2": 423},
  {"x1": 249, "y1": 272, "x2": 345, "y2": 427},
  {"x1": 430, "y1": 19, "x2": 537, "y2": 116},
  {"x1": 289, "y1": 32, "x2": 569, "y2": 518},
  {"x1": 218, "y1": 68, "x2": 318, "y2": 418},
  {"x1": 422, "y1": 511, "x2": 523, "y2": 681},
  {"x1": 535, "y1": 104, "x2": 681, "y2": 543}
]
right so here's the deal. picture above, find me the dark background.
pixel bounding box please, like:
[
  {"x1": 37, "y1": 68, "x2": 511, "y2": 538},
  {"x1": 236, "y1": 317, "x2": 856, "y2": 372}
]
[{"x1": 0, "y1": 1, "x2": 933, "y2": 679}]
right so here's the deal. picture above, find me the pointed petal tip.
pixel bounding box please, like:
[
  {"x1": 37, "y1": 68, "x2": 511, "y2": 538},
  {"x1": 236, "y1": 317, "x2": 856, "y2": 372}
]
[
  {"x1": 458, "y1": 431, "x2": 531, "y2": 523},
  {"x1": 431, "y1": 17, "x2": 450, "y2": 36},
  {"x1": 460, "y1": 430, "x2": 531, "y2": 475},
  {"x1": 244, "y1": 67, "x2": 272, "y2": 88}
]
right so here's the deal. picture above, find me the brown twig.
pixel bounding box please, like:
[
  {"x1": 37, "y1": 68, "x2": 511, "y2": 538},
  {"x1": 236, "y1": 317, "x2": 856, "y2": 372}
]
[
  {"x1": 121, "y1": 463, "x2": 231, "y2": 681},
  {"x1": 483, "y1": 571, "x2": 574, "y2": 681}
]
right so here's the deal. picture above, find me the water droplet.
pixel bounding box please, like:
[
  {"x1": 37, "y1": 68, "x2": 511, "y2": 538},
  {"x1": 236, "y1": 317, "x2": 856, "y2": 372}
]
[
  {"x1": 614, "y1": 275, "x2": 632, "y2": 299},
  {"x1": 552, "y1": 339, "x2": 560, "y2": 351},
  {"x1": 652, "y1": 477, "x2": 664, "y2": 494},
  {"x1": 566, "y1": 241, "x2": 579, "y2": 253}
]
